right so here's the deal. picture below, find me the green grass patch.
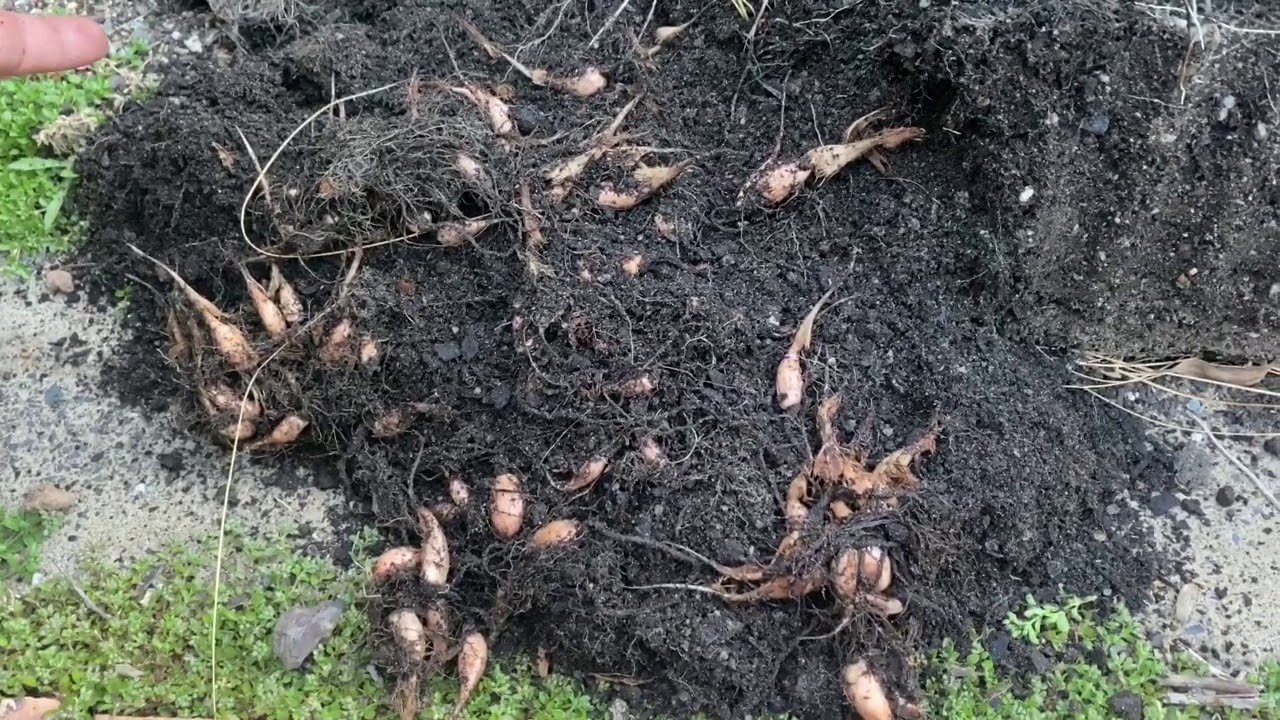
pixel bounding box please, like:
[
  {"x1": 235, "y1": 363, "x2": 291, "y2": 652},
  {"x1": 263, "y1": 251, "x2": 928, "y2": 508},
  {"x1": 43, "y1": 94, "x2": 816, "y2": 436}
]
[
  {"x1": 5, "y1": 528, "x2": 1277, "y2": 718},
  {"x1": 0, "y1": 528, "x2": 600, "y2": 719},
  {"x1": 0, "y1": 507, "x2": 59, "y2": 581},
  {"x1": 0, "y1": 39, "x2": 151, "y2": 275},
  {"x1": 927, "y1": 595, "x2": 1280, "y2": 719}
]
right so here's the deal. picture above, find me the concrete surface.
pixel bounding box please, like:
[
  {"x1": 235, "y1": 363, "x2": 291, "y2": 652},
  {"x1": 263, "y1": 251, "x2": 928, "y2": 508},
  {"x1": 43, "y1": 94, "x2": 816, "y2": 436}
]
[
  {"x1": 0, "y1": 273, "x2": 342, "y2": 580},
  {"x1": 1100, "y1": 380, "x2": 1280, "y2": 673}
]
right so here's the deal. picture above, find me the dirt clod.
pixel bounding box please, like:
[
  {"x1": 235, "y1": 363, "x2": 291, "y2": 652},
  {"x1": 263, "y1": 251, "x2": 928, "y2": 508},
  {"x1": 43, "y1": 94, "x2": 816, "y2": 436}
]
[{"x1": 22, "y1": 484, "x2": 77, "y2": 513}]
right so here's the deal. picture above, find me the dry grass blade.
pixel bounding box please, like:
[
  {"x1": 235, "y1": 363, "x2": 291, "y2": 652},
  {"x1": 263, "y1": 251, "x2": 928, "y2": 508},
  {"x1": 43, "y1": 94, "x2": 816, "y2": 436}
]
[
  {"x1": 1070, "y1": 353, "x2": 1280, "y2": 410},
  {"x1": 1076, "y1": 386, "x2": 1280, "y2": 438},
  {"x1": 1169, "y1": 357, "x2": 1274, "y2": 387}
]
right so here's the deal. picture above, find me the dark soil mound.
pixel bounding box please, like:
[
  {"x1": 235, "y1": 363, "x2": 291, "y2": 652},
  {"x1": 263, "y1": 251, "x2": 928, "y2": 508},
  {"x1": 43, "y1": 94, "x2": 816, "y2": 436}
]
[{"x1": 71, "y1": 0, "x2": 1279, "y2": 716}]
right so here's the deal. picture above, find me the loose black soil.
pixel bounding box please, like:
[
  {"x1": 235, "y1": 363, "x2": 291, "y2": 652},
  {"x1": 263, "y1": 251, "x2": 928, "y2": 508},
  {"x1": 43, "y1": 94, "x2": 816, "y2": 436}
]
[{"x1": 73, "y1": 0, "x2": 1280, "y2": 717}]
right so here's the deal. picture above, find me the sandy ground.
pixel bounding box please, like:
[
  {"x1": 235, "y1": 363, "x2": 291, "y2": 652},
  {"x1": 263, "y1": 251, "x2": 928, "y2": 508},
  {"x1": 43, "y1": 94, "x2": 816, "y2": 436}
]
[{"x1": 0, "y1": 273, "x2": 343, "y2": 580}]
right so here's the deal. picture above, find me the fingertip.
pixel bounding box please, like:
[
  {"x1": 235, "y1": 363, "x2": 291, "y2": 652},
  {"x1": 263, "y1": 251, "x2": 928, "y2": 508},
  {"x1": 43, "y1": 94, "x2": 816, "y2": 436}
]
[{"x1": 57, "y1": 16, "x2": 111, "y2": 67}]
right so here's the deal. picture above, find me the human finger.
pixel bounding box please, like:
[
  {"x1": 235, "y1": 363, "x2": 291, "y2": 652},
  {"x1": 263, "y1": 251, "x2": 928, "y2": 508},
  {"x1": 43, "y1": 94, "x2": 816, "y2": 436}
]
[{"x1": 0, "y1": 12, "x2": 110, "y2": 77}]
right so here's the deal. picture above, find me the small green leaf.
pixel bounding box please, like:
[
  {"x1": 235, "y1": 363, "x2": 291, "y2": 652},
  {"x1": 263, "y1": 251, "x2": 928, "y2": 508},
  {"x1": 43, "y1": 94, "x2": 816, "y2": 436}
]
[
  {"x1": 7, "y1": 156, "x2": 70, "y2": 171},
  {"x1": 43, "y1": 185, "x2": 68, "y2": 232}
]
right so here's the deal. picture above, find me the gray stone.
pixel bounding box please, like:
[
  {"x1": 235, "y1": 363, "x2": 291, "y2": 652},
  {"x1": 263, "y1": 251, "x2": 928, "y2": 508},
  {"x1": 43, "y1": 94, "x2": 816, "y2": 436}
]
[
  {"x1": 1175, "y1": 443, "x2": 1212, "y2": 488},
  {"x1": 1082, "y1": 112, "x2": 1110, "y2": 136},
  {"x1": 273, "y1": 599, "x2": 345, "y2": 670},
  {"x1": 43, "y1": 383, "x2": 65, "y2": 407},
  {"x1": 1028, "y1": 648, "x2": 1053, "y2": 674},
  {"x1": 1216, "y1": 485, "x2": 1237, "y2": 507},
  {"x1": 1216, "y1": 94, "x2": 1237, "y2": 123},
  {"x1": 1148, "y1": 492, "x2": 1179, "y2": 515}
]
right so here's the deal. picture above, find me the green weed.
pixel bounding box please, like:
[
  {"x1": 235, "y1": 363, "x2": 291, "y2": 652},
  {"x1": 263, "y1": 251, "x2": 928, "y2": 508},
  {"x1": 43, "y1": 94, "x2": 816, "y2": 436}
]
[
  {"x1": 7, "y1": 533, "x2": 1278, "y2": 719},
  {"x1": 1004, "y1": 594, "x2": 1096, "y2": 651},
  {"x1": 0, "y1": 507, "x2": 59, "y2": 581},
  {"x1": 0, "y1": 527, "x2": 599, "y2": 718},
  {"x1": 0, "y1": 39, "x2": 151, "y2": 274},
  {"x1": 930, "y1": 596, "x2": 1279, "y2": 719}
]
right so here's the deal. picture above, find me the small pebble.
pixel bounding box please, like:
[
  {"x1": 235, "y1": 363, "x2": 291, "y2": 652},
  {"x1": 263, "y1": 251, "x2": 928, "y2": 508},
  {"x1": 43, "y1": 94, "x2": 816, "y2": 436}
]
[
  {"x1": 1019, "y1": 186, "x2": 1035, "y2": 204},
  {"x1": 43, "y1": 383, "x2": 65, "y2": 407},
  {"x1": 1255, "y1": 122, "x2": 1269, "y2": 142},
  {"x1": 23, "y1": 484, "x2": 77, "y2": 512},
  {"x1": 43, "y1": 268, "x2": 75, "y2": 294},
  {"x1": 1181, "y1": 623, "x2": 1208, "y2": 638},
  {"x1": 1180, "y1": 497, "x2": 1204, "y2": 516},
  {"x1": 1149, "y1": 492, "x2": 1179, "y2": 515},
  {"x1": 273, "y1": 599, "x2": 345, "y2": 670},
  {"x1": 1082, "y1": 112, "x2": 1110, "y2": 136},
  {"x1": 1216, "y1": 94, "x2": 1236, "y2": 123},
  {"x1": 1215, "y1": 485, "x2": 1236, "y2": 507},
  {"x1": 1263, "y1": 437, "x2": 1280, "y2": 457},
  {"x1": 434, "y1": 341, "x2": 461, "y2": 362},
  {"x1": 1174, "y1": 583, "x2": 1198, "y2": 623}
]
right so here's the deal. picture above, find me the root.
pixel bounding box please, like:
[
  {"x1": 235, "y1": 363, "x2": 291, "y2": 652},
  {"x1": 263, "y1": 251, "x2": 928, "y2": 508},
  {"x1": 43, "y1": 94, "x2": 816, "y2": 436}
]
[
  {"x1": 126, "y1": 243, "x2": 258, "y2": 371},
  {"x1": 518, "y1": 178, "x2": 550, "y2": 277},
  {"x1": 458, "y1": 15, "x2": 608, "y2": 97},
  {"x1": 547, "y1": 94, "x2": 643, "y2": 203},
  {"x1": 625, "y1": 582, "x2": 735, "y2": 599},
  {"x1": 591, "y1": 524, "x2": 757, "y2": 579},
  {"x1": 590, "y1": 0, "x2": 632, "y2": 48},
  {"x1": 236, "y1": 126, "x2": 274, "y2": 212},
  {"x1": 239, "y1": 81, "x2": 405, "y2": 259}
]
